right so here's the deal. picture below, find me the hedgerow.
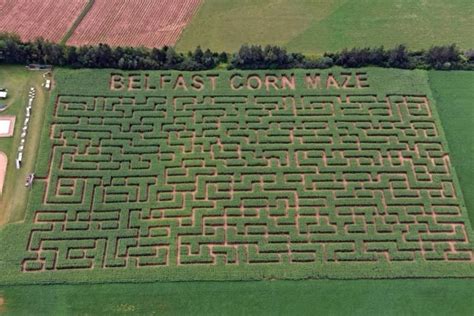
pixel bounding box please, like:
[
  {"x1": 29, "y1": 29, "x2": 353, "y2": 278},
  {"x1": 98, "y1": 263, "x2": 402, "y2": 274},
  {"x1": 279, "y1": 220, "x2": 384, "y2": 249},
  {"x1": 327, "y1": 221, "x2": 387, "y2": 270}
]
[{"x1": 0, "y1": 33, "x2": 473, "y2": 70}]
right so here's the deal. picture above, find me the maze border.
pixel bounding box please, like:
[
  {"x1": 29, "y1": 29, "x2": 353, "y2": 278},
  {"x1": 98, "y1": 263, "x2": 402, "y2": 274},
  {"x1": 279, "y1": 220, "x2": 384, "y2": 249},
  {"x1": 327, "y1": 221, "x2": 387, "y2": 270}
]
[{"x1": 12, "y1": 70, "x2": 474, "y2": 283}]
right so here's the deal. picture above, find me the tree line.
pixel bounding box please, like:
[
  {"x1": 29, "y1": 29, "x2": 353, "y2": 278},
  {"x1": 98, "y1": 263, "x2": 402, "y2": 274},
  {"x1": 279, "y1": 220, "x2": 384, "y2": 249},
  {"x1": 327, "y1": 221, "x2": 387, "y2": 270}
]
[
  {"x1": 231, "y1": 44, "x2": 474, "y2": 70},
  {"x1": 0, "y1": 32, "x2": 473, "y2": 71}
]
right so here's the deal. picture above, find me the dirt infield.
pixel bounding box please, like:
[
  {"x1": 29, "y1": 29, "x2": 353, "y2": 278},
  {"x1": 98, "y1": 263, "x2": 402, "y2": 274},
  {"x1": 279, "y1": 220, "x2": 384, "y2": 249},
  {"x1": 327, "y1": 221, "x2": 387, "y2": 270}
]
[
  {"x1": 0, "y1": 151, "x2": 7, "y2": 194},
  {"x1": 67, "y1": 0, "x2": 202, "y2": 47},
  {"x1": 0, "y1": 0, "x2": 88, "y2": 42},
  {"x1": 0, "y1": 116, "x2": 15, "y2": 137}
]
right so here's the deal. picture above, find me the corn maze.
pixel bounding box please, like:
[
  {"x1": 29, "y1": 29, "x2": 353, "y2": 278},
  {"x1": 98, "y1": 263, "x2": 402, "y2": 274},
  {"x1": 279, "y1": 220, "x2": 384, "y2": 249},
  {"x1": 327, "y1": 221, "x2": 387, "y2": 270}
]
[{"x1": 20, "y1": 70, "x2": 473, "y2": 280}]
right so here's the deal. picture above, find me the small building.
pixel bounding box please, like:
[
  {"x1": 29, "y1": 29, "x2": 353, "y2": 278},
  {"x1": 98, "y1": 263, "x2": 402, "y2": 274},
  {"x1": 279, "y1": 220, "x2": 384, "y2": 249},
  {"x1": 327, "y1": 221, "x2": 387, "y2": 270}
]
[{"x1": 0, "y1": 91, "x2": 7, "y2": 99}]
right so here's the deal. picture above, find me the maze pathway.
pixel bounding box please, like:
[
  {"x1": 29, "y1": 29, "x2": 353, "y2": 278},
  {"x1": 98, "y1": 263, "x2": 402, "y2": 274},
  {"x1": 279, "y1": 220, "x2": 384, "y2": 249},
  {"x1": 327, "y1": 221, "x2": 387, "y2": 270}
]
[{"x1": 22, "y1": 87, "x2": 473, "y2": 274}]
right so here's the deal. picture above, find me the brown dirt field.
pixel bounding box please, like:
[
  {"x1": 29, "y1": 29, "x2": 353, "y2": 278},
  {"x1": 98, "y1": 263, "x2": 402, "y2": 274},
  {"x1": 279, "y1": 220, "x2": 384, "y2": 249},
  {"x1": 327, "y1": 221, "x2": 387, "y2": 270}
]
[
  {"x1": 0, "y1": 0, "x2": 88, "y2": 42},
  {"x1": 67, "y1": 0, "x2": 202, "y2": 48},
  {"x1": 0, "y1": 151, "x2": 6, "y2": 194}
]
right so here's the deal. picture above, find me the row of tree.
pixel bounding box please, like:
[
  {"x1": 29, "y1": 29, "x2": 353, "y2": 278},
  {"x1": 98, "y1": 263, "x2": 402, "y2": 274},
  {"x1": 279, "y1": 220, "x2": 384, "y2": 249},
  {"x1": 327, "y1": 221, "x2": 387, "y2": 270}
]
[
  {"x1": 233, "y1": 44, "x2": 474, "y2": 70},
  {"x1": 0, "y1": 33, "x2": 225, "y2": 70},
  {"x1": 0, "y1": 32, "x2": 473, "y2": 71}
]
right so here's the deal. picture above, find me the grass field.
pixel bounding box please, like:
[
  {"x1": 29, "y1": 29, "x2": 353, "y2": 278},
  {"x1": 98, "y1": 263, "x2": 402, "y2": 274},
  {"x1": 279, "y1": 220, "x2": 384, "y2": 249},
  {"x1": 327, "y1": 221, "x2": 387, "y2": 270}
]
[
  {"x1": 0, "y1": 66, "x2": 50, "y2": 225},
  {"x1": 429, "y1": 71, "x2": 474, "y2": 226},
  {"x1": 1, "y1": 279, "x2": 474, "y2": 315},
  {"x1": 176, "y1": 0, "x2": 474, "y2": 54}
]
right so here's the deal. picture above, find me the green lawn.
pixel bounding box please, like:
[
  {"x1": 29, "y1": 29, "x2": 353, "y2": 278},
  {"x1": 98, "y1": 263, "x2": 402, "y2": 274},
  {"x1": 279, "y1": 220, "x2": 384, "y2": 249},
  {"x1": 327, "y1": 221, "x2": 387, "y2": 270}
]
[
  {"x1": 176, "y1": 0, "x2": 474, "y2": 54},
  {"x1": 1, "y1": 279, "x2": 474, "y2": 315},
  {"x1": 429, "y1": 71, "x2": 474, "y2": 225},
  {"x1": 0, "y1": 66, "x2": 50, "y2": 225}
]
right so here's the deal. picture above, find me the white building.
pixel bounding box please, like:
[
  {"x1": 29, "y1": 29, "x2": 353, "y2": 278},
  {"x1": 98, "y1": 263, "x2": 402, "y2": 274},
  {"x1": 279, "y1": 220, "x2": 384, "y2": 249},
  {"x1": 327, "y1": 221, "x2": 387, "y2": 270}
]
[{"x1": 0, "y1": 91, "x2": 7, "y2": 99}]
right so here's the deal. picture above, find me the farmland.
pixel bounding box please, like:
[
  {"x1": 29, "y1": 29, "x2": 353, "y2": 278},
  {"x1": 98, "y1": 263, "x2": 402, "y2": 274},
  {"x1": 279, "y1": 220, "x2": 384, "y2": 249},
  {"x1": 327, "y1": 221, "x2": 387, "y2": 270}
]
[
  {"x1": 1, "y1": 0, "x2": 472, "y2": 53},
  {"x1": 0, "y1": 0, "x2": 88, "y2": 42},
  {"x1": 429, "y1": 71, "x2": 474, "y2": 225},
  {"x1": 0, "y1": 0, "x2": 473, "y2": 314},
  {"x1": 176, "y1": 0, "x2": 474, "y2": 54},
  {"x1": 0, "y1": 67, "x2": 472, "y2": 285},
  {"x1": 2, "y1": 279, "x2": 474, "y2": 315},
  {"x1": 67, "y1": 0, "x2": 202, "y2": 48}
]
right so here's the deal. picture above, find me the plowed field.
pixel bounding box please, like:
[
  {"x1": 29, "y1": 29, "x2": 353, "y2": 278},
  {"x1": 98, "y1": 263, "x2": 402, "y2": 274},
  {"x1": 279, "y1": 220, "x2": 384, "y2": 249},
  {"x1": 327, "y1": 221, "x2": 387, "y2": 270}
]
[
  {"x1": 0, "y1": 0, "x2": 88, "y2": 42},
  {"x1": 67, "y1": 0, "x2": 202, "y2": 48}
]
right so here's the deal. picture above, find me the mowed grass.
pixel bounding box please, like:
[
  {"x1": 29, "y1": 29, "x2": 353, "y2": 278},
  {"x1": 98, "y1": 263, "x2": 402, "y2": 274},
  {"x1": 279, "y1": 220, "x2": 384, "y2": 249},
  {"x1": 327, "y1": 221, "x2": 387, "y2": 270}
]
[
  {"x1": 429, "y1": 71, "x2": 474, "y2": 225},
  {"x1": 176, "y1": 0, "x2": 474, "y2": 54},
  {"x1": 1, "y1": 279, "x2": 474, "y2": 315},
  {"x1": 0, "y1": 66, "x2": 50, "y2": 225}
]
